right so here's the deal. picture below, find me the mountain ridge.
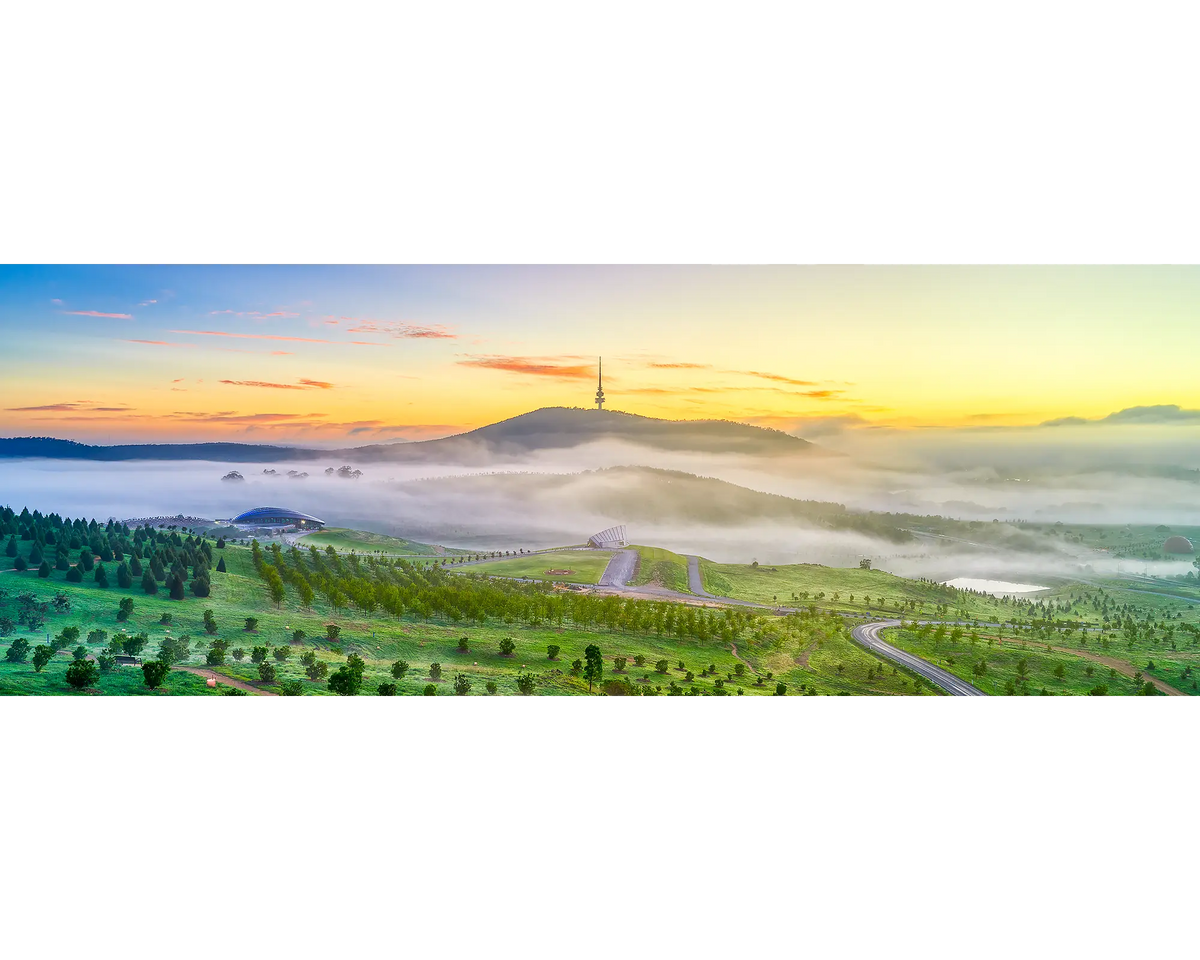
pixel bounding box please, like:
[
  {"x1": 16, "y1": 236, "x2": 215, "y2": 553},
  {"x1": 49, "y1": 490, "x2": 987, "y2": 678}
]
[{"x1": 0, "y1": 407, "x2": 822, "y2": 462}]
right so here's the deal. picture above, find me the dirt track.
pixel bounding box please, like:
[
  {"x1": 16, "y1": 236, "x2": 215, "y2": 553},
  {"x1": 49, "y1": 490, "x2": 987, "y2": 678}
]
[{"x1": 172, "y1": 665, "x2": 277, "y2": 696}]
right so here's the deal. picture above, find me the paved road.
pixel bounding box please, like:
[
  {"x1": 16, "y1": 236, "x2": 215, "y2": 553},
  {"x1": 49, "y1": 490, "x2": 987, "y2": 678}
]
[
  {"x1": 686, "y1": 556, "x2": 713, "y2": 598},
  {"x1": 850, "y1": 620, "x2": 988, "y2": 696},
  {"x1": 599, "y1": 549, "x2": 638, "y2": 587}
]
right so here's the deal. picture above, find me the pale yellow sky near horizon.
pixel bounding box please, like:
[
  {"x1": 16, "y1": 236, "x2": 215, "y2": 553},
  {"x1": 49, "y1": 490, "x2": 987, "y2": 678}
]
[{"x1": 4, "y1": 265, "x2": 1200, "y2": 444}]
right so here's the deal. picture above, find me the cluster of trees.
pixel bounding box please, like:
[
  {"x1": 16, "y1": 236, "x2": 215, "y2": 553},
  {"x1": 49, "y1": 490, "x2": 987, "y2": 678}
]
[
  {"x1": 249, "y1": 540, "x2": 765, "y2": 650},
  {"x1": 2, "y1": 505, "x2": 226, "y2": 600}
]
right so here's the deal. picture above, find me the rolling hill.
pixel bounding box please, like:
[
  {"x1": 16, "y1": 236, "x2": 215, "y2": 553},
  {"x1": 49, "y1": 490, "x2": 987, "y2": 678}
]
[
  {"x1": 395, "y1": 465, "x2": 912, "y2": 541},
  {"x1": 0, "y1": 408, "x2": 822, "y2": 463}
]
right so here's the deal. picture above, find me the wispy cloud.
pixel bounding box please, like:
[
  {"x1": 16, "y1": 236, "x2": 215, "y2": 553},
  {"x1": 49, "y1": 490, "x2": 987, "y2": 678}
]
[
  {"x1": 7, "y1": 400, "x2": 131, "y2": 413},
  {"x1": 345, "y1": 319, "x2": 457, "y2": 339},
  {"x1": 209, "y1": 310, "x2": 300, "y2": 318},
  {"x1": 138, "y1": 299, "x2": 158, "y2": 306},
  {"x1": 172, "y1": 329, "x2": 333, "y2": 344},
  {"x1": 732, "y1": 369, "x2": 819, "y2": 387},
  {"x1": 64, "y1": 310, "x2": 133, "y2": 319},
  {"x1": 647, "y1": 362, "x2": 713, "y2": 370},
  {"x1": 456, "y1": 354, "x2": 594, "y2": 379},
  {"x1": 219, "y1": 379, "x2": 335, "y2": 391},
  {"x1": 124, "y1": 339, "x2": 191, "y2": 347}
]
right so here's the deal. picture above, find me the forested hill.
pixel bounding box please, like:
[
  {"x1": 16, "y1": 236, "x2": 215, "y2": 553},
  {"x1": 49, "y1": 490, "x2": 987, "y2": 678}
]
[
  {"x1": 0, "y1": 408, "x2": 824, "y2": 463},
  {"x1": 0, "y1": 437, "x2": 310, "y2": 462}
]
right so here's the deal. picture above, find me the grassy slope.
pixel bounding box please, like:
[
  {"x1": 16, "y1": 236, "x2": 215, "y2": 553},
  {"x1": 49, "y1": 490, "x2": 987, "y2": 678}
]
[
  {"x1": 298, "y1": 527, "x2": 466, "y2": 556},
  {"x1": 630, "y1": 545, "x2": 691, "y2": 593},
  {"x1": 0, "y1": 538, "x2": 758, "y2": 695},
  {"x1": 884, "y1": 626, "x2": 1150, "y2": 696},
  {"x1": 701, "y1": 559, "x2": 1011, "y2": 618},
  {"x1": 8, "y1": 531, "x2": 1198, "y2": 696},
  {"x1": 451, "y1": 551, "x2": 613, "y2": 585}
]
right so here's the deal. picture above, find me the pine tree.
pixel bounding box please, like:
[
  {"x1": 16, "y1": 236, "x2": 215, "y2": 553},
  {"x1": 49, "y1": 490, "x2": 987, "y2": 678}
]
[
  {"x1": 141, "y1": 570, "x2": 158, "y2": 595},
  {"x1": 169, "y1": 573, "x2": 185, "y2": 601}
]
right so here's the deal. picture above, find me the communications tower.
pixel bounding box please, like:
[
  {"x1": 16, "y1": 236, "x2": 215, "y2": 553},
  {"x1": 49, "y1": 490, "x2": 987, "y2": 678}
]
[{"x1": 595, "y1": 357, "x2": 605, "y2": 409}]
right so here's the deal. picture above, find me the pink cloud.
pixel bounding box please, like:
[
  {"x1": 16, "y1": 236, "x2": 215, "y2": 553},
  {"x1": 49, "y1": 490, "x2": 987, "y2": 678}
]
[
  {"x1": 173, "y1": 329, "x2": 333, "y2": 344},
  {"x1": 219, "y1": 380, "x2": 305, "y2": 391},
  {"x1": 64, "y1": 310, "x2": 133, "y2": 319}
]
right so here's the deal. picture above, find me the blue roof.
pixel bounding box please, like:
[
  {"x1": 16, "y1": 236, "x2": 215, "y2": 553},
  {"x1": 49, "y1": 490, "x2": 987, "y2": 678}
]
[{"x1": 232, "y1": 506, "x2": 325, "y2": 524}]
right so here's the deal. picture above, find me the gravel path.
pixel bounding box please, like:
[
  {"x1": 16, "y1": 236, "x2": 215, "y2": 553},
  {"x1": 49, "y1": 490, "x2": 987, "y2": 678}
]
[{"x1": 599, "y1": 549, "x2": 638, "y2": 587}]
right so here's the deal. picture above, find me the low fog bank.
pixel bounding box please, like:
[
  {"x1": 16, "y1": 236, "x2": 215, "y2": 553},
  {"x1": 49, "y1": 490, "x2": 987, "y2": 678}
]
[{"x1": 5, "y1": 434, "x2": 1200, "y2": 584}]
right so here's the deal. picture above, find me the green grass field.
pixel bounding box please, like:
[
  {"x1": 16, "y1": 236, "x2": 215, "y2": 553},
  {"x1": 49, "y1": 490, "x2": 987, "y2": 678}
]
[
  {"x1": 453, "y1": 550, "x2": 613, "y2": 585},
  {"x1": 0, "y1": 531, "x2": 947, "y2": 695},
  {"x1": 630, "y1": 545, "x2": 691, "y2": 593},
  {"x1": 701, "y1": 559, "x2": 1010, "y2": 617},
  {"x1": 8, "y1": 521, "x2": 1200, "y2": 696},
  {"x1": 884, "y1": 624, "x2": 1155, "y2": 696},
  {"x1": 298, "y1": 527, "x2": 466, "y2": 556}
]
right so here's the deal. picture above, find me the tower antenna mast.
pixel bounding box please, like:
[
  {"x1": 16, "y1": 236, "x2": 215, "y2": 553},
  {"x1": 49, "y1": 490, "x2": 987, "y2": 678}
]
[{"x1": 595, "y1": 356, "x2": 605, "y2": 410}]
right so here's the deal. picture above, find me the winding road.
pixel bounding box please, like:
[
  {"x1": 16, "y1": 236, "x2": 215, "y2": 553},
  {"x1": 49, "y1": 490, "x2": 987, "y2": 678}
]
[{"x1": 850, "y1": 620, "x2": 987, "y2": 696}]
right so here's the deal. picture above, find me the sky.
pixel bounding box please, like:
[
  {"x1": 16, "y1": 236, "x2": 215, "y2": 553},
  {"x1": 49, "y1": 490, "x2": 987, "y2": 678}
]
[{"x1": 4, "y1": 264, "x2": 1200, "y2": 446}]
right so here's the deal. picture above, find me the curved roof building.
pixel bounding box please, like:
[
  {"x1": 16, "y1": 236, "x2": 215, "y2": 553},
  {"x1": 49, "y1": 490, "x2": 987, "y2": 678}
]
[
  {"x1": 231, "y1": 506, "x2": 325, "y2": 530},
  {"x1": 589, "y1": 524, "x2": 627, "y2": 548},
  {"x1": 1162, "y1": 535, "x2": 1194, "y2": 555}
]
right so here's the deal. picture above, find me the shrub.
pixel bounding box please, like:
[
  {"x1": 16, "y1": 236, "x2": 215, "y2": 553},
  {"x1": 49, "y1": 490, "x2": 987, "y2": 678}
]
[
  {"x1": 570, "y1": 659, "x2": 582, "y2": 674},
  {"x1": 774, "y1": 682, "x2": 788, "y2": 696},
  {"x1": 547, "y1": 644, "x2": 561, "y2": 660},
  {"x1": 141, "y1": 660, "x2": 170, "y2": 689},
  {"x1": 66, "y1": 659, "x2": 100, "y2": 690},
  {"x1": 232, "y1": 648, "x2": 246, "y2": 661},
  {"x1": 273, "y1": 646, "x2": 290, "y2": 663},
  {"x1": 326, "y1": 624, "x2": 341, "y2": 641},
  {"x1": 498, "y1": 638, "x2": 516, "y2": 656},
  {"x1": 279, "y1": 679, "x2": 304, "y2": 696},
  {"x1": 516, "y1": 672, "x2": 535, "y2": 695},
  {"x1": 654, "y1": 659, "x2": 669, "y2": 674},
  {"x1": 258, "y1": 660, "x2": 277, "y2": 684},
  {"x1": 454, "y1": 674, "x2": 472, "y2": 696},
  {"x1": 292, "y1": 629, "x2": 306, "y2": 643},
  {"x1": 634, "y1": 654, "x2": 645, "y2": 668},
  {"x1": 305, "y1": 660, "x2": 329, "y2": 682},
  {"x1": 391, "y1": 659, "x2": 409, "y2": 680},
  {"x1": 485, "y1": 680, "x2": 498, "y2": 695},
  {"x1": 244, "y1": 617, "x2": 259, "y2": 632},
  {"x1": 377, "y1": 682, "x2": 397, "y2": 696},
  {"x1": 32, "y1": 645, "x2": 54, "y2": 672},
  {"x1": 613, "y1": 657, "x2": 627, "y2": 673},
  {"x1": 250, "y1": 646, "x2": 268, "y2": 664},
  {"x1": 457, "y1": 635, "x2": 470, "y2": 653},
  {"x1": 5, "y1": 638, "x2": 30, "y2": 663},
  {"x1": 429, "y1": 662, "x2": 443, "y2": 681},
  {"x1": 73, "y1": 645, "x2": 88, "y2": 661},
  {"x1": 422, "y1": 684, "x2": 437, "y2": 696}
]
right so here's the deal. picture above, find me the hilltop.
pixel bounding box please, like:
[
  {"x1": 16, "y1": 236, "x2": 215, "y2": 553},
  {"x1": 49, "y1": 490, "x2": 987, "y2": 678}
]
[
  {"x1": 398, "y1": 465, "x2": 909, "y2": 540},
  {"x1": 0, "y1": 408, "x2": 822, "y2": 463}
]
